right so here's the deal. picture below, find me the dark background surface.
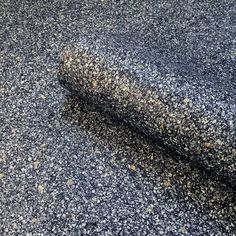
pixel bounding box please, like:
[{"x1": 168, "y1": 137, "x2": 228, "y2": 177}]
[{"x1": 1, "y1": 0, "x2": 235, "y2": 235}]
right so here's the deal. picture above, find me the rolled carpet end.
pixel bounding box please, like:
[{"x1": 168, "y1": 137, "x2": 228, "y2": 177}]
[{"x1": 59, "y1": 44, "x2": 236, "y2": 187}]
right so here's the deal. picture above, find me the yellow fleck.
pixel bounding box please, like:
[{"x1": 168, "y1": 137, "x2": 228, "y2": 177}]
[
  {"x1": 38, "y1": 184, "x2": 45, "y2": 193},
  {"x1": 129, "y1": 164, "x2": 136, "y2": 171},
  {"x1": 145, "y1": 205, "x2": 154, "y2": 213},
  {"x1": 40, "y1": 143, "x2": 48, "y2": 148},
  {"x1": 122, "y1": 85, "x2": 130, "y2": 92},
  {"x1": 179, "y1": 225, "x2": 188, "y2": 234},
  {"x1": 33, "y1": 160, "x2": 40, "y2": 169},
  {"x1": 203, "y1": 142, "x2": 213, "y2": 148},
  {"x1": 183, "y1": 97, "x2": 191, "y2": 104},
  {"x1": 11, "y1": 128, "x2": 17, "y2": 136},
  {"x1": 149, "y1": 98, "x2": 161, "y2": 106},
  {"x1": 163, "y1": 179, "x2": 171, "y2": 187},
  {"x1": 66, "y1": 179, "x2": 74, "y2": 186},
  {"x1": 0, "y1": 173, "x2": 5, "y2": 179},
  {"x1": 12, "y1": 223, "x2": 17, "y2": 229},
  {"x1": 92, "y1": 80, "x2": 97, "y2": 88},
  {"x1": 31, "y1": 218, "x2": 37, "y2": 224},
  {"x1": 159, "y1": 123, "x2": 165, "y2": 129},
  {"x1": 39, "y1": 94, "x2": 47, "y2": 100}
]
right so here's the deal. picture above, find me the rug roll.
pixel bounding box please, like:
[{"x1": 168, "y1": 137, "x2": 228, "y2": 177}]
[{"x1": 58, "y1": 43, "x2": 236, "y2": 187}]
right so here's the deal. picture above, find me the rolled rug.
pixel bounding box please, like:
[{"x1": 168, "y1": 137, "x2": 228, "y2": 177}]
[{"x1": 58, "y1": 40, "x2": 235, "y2": 187}]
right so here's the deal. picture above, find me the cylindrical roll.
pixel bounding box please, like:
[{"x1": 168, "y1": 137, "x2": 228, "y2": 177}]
[{"x1": 58, "y1": 44, "x2": 236, "y2": 187}]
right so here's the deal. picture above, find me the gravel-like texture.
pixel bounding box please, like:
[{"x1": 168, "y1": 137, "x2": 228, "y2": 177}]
[
  {"x1": 59, "y1": 40, "x2": 235, "y2": 186},
  {"x1": 1, "y1": 0, "x2": 236, "y2": 235}
]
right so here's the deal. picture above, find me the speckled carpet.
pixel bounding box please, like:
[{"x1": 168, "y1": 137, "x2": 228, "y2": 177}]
[{"x1": 1, "y1": 1, "x2": 236, "y2": 235}]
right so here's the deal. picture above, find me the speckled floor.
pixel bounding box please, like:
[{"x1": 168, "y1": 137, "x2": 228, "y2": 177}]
[{"x1": 0, "y1": 1, "x2": 236, "y2": 235}]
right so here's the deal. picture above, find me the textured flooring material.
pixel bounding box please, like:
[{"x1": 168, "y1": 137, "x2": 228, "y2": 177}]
[
  {"x1": 59, "y1": 39, "x2": 236, "y2": 186},
  {"x1": 1, "y1": 0, "x2": 236, "y2": 235}
]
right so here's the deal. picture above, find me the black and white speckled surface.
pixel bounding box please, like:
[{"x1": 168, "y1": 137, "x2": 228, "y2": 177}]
[
  {"x1": 59, "y1": 39, "x2": 236, "y2": 186},
  {"x1": 1, "y1": 0, "x2": 236, "y2": 235}
]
